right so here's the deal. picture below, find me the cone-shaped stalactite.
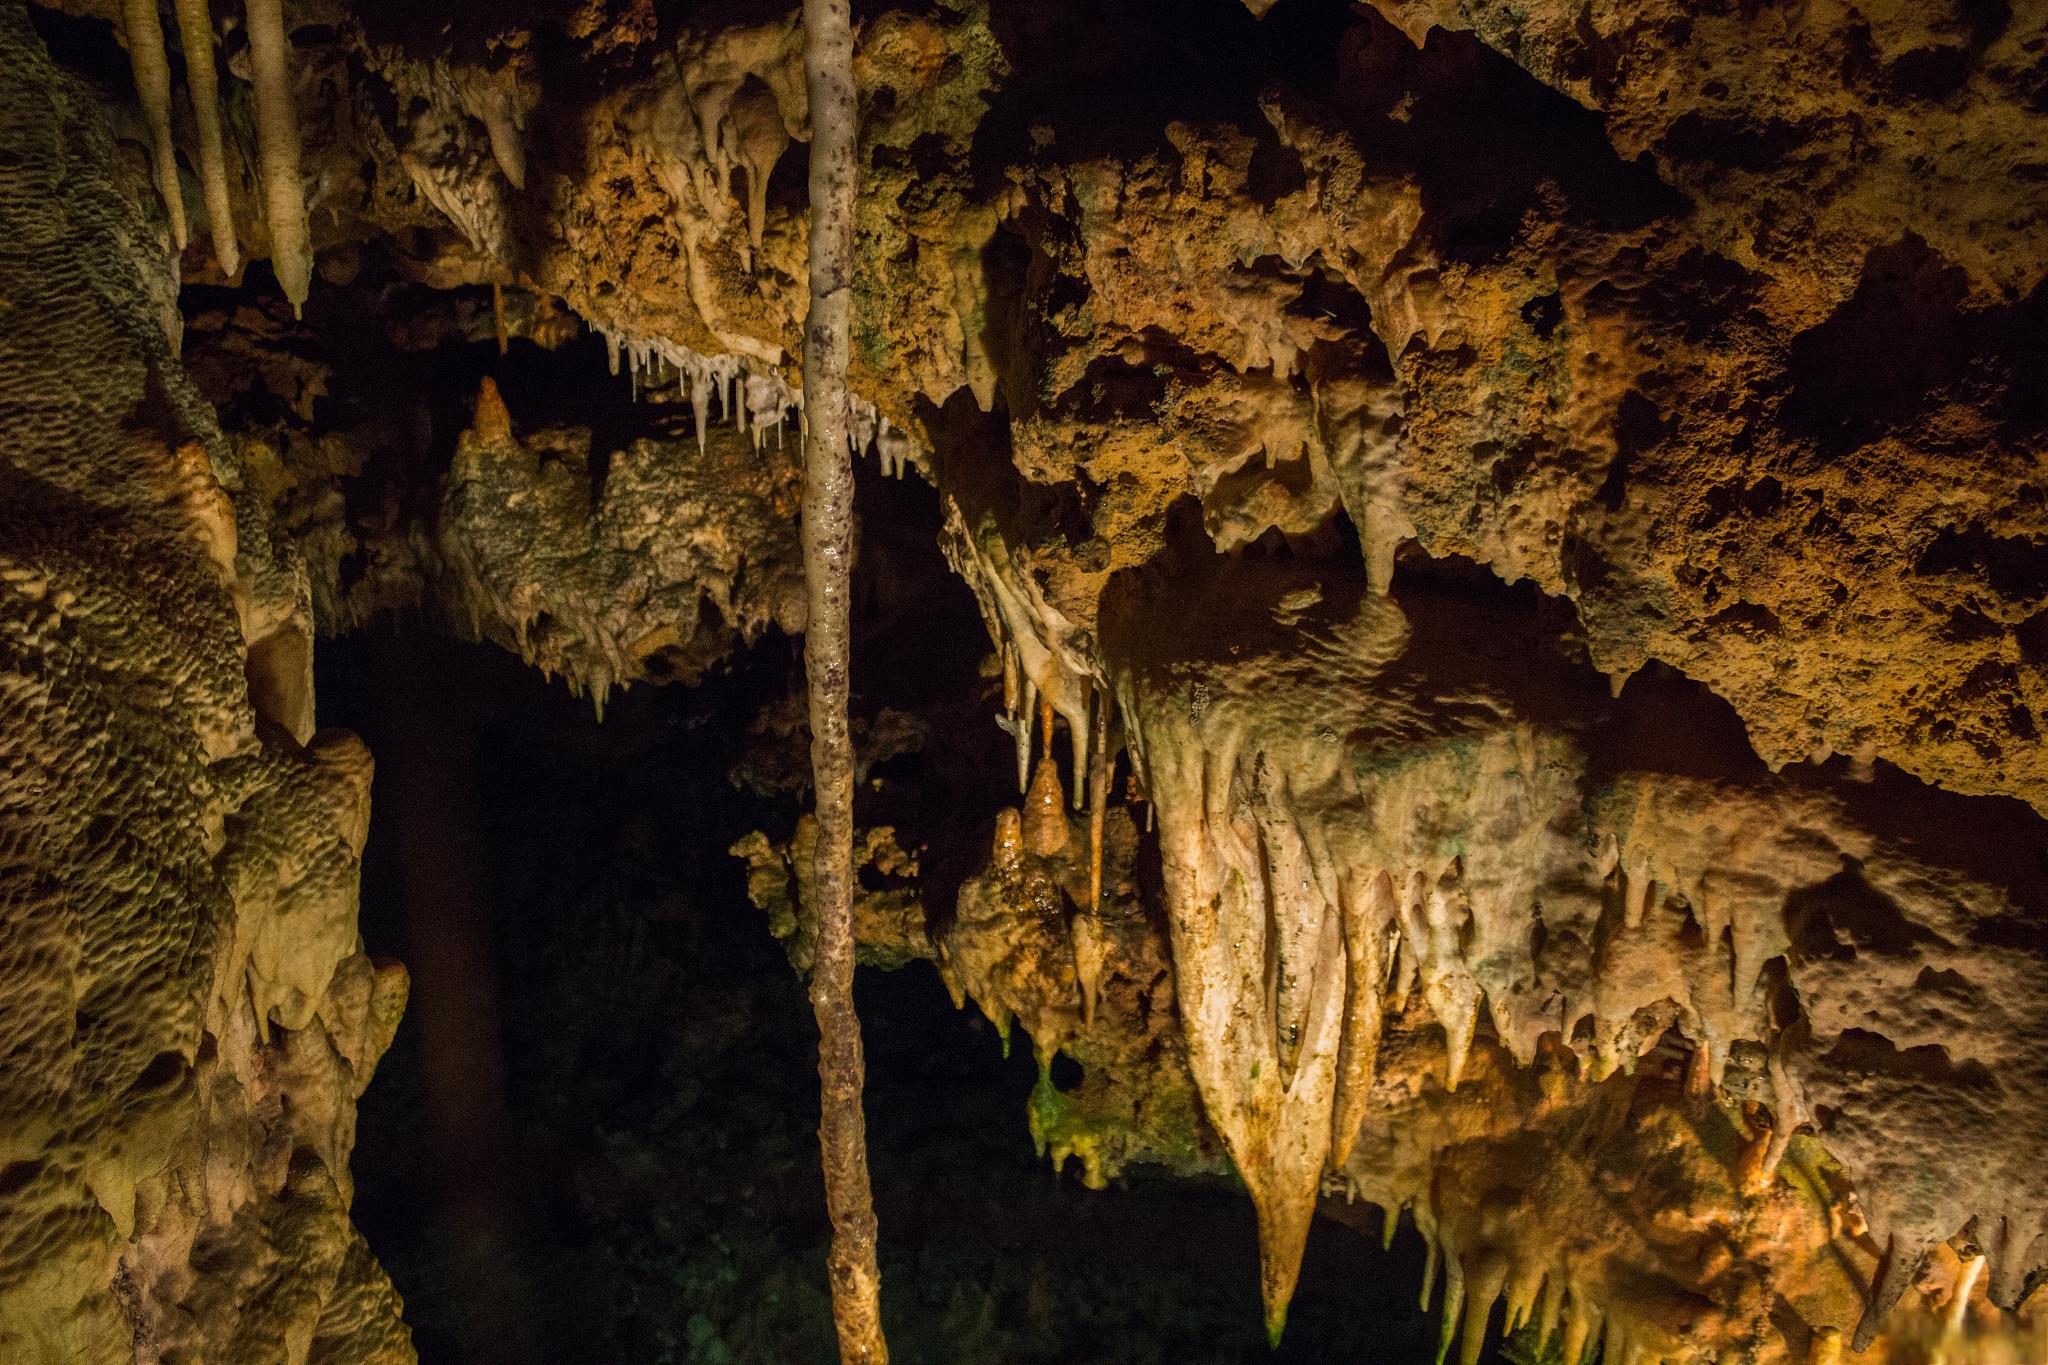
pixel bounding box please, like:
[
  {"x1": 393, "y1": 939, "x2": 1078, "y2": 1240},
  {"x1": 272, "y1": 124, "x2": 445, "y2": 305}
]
[
  {"x1": 172, "y1": 0, "x2": 238, "y2": 274},
  {"x1": 244, "y1": 0, "x2": 310, "y2": 313},
  {"x1": 119, "y1": 0, "x2": 187, "y2": 250},
  {"x1": 798, "y1": 0, "x2": 888, "y2": 1359}
]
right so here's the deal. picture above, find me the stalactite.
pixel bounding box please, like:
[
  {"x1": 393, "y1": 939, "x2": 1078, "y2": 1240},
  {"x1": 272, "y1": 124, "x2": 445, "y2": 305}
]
[
  {"x1": 172, "y1": 0, "x2": 237, "y2": 273},
  {"x1": 245, "y1": 0, "x2": 311, "y2": 314},
  {"x1": 1069, "y1": 681, "x2": 1090, "y2": 810},
  {"x1": 492, "y1": 282, "x2": 509, "y2": 355},
  {"x1": 120, "y1": 0, "x2": 188, "y2": 250},
  {"x1": 1086, "y1": 692, "x2": 1108, "y2": 912},
  {"x1": 1562, "y1": 1299, "x2": 1594, "y2": 1365},
  {"x1": 1536, "y1": 1272, "x2": 1565, "y2": 1346},
  {"x1": 1016, "y1": 673, "x2": 1037, "y2": 794},
  {"x1": 727, "y1": 83, "x2": 788, "y2": 271},
  {"x1": 1987, "y1": 1211, "x2": 2044, "y2": 1310},
  {"x1": 1434, "y1": 1251, "x2": 1465, "y2": 1365},
  {"x1": 1854, "y1": 1237, "x2": 1928, "y2": 1352},
  {"x1": 1329, "y1": 869, "x2": 1387, "y2": 1167},
  {"x1": 1503, "y1": 1263, "x2": 1541, "y2": 1336},
  {"x1": 1457, "y1": 1255, "x2": 1507, "y2": 1365},
  {"x1": 798, "y1": 0, "x2": 887, "y2": 1355},
  {"x1": 689, "y1": 363, "x2": 712, "y2": 454}
]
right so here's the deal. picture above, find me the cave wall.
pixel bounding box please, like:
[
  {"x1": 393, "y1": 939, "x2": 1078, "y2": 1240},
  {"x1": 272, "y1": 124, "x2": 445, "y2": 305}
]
[{"x1": 0, "y1": 8, "x2": 409, "y2": 1361}]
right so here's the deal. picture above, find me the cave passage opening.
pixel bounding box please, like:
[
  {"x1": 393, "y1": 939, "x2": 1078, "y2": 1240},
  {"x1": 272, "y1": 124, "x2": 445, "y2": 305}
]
[{"x1": 310, "y1": 452, "x2": 1476, "y2": 1365}]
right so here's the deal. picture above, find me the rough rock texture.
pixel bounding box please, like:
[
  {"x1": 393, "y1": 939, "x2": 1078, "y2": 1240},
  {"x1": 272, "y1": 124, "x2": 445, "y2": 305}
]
[
  {"x1": 178, "y1": 295, "x2": 809, "y2": 707},
  {"x1": 11, "y1": 0, "x2": 2048, "y2": 1359},
  {"x1": 43, "y1": 0, "x2": 2048, "y2": 807},
  {"x1": 431, "y1": 378, "x2": 806, "y2": 707},
  {"x1": 0, "y1": 7, "x2": 408, "y2": 1362},
  {"x1": 1098, "y1": 539, "x2": 2048, "y2": 1353}
]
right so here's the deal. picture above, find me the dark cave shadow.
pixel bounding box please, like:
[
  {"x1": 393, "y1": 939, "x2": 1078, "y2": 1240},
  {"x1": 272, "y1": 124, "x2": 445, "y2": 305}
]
[{"x1": 321, "y1": 546, "x2": 1495, "y2": 1365}]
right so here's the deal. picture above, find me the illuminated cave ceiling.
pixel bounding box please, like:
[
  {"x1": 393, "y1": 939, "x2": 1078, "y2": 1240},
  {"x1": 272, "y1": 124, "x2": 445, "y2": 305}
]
[{"x1": 1, "y1": 0, "x2": 2046, "y2": 1361}]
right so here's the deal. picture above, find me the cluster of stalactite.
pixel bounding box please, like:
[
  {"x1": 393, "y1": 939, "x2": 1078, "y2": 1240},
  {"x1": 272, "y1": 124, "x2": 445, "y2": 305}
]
[
  {"x1": 117, "y1": 0, "x2": 309, "y2": 309},
  {"x1": 936, "y1": 519, "x2": 2048, "y2": 1361}
]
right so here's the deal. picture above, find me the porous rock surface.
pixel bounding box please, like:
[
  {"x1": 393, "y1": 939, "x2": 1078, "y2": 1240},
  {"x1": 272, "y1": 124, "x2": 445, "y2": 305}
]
[
  {"x1": 6, "y1": 0, "x2": 2048, "y2": 1360},
  {"x1": 0, "y1": 8, "x2": 408, "y2": 1362}
]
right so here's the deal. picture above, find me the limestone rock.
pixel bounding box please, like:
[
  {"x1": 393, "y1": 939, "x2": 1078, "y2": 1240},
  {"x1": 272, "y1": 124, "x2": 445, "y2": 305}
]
[{"x1": 0, "y1": 10, "x2": 408, "y2": 1361}]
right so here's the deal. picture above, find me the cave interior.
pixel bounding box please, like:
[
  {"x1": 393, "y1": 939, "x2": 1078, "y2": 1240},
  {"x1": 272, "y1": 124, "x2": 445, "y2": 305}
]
[{"x1": 2, "y1": 0, "x2": 2047, "y2": 1362}]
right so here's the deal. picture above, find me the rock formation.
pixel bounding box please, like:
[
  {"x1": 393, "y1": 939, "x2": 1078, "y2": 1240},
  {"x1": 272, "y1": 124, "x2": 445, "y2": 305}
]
[
  {"x1": 2, "y1": 0, "x2": 2045, "y2": 1360},
  {"x1": 0, "y1": 8, "x2": 405, "y2": 1360}
]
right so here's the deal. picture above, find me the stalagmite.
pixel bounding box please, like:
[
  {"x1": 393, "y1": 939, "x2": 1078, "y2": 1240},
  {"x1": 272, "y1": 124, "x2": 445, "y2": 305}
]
[
  {"x1": 1022, "y1": 692, "x2": 1066, "y2": 848},
  {"x1": 797, "y1": 0, "x2": 887, "y2": 1354},
  {"x1": 473, "y1": 375, "x2": 513, "y2": 444},
  {"x1": 1752, "y1": 1048, "x2": 1801, "y2": 1190},
  {"x1": 173, "y1": 0, "x2": 237, "y2": 273},
  {"x1": 121, "y1": 0, "x2": 188, "y2": 250},
  {"x1": 991, "y1": 807, "x2": 1023, "y2": 873},
  {"x1": 1735, "y1": 1108, "x2": 1780, "y2": 1194},
  {"x1": 245, "y1": 0, "x2": 312, "y2": 314},
  {"x1": 1684, "y1": 1041, "x2": 1714, "y2": 1098}
]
